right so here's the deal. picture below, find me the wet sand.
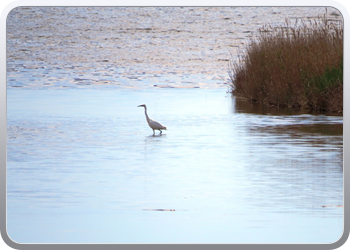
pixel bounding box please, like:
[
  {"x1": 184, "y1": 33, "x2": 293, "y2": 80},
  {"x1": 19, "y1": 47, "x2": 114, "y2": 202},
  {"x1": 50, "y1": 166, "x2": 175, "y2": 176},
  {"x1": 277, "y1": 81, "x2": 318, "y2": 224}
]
[{"x1": 6, "y1": 7, "x2": 340, "y2": 88}]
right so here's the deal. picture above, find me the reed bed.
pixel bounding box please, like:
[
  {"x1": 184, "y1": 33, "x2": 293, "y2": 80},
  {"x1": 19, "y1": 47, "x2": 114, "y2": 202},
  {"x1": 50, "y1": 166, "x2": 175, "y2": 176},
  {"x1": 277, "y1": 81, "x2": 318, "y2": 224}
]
[{"x1": 229, "y1": 16, "x2": 343, "y2": 113}]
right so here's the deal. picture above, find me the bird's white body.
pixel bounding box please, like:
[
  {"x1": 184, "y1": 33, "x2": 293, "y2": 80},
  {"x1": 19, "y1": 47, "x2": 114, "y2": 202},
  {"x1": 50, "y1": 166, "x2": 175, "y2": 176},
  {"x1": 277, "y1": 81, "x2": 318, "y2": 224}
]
[{"x1": 138, "y1": 104, "x2": 167, "y2": 135}]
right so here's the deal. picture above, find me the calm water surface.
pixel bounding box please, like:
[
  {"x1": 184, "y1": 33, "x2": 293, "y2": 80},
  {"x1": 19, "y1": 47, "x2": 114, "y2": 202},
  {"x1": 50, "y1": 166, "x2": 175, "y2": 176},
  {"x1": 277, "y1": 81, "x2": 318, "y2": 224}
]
[{"x1": 6, "y1": 7, "x2": 343, "y2": 244}]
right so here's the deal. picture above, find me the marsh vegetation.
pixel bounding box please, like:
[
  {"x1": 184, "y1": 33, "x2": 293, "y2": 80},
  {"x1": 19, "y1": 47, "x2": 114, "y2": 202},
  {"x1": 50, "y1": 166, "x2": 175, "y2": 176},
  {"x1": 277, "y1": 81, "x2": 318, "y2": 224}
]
[{"x1": 229, "y1": 15, "x2": 343, "y2": 113}]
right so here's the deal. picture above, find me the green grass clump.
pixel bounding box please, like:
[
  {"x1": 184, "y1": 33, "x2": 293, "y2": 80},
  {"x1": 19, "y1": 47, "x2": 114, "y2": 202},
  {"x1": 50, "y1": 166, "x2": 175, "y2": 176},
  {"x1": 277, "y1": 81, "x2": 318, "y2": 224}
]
[{"x1": 229, "y1": 16, "x2": 343, "y2": 113}]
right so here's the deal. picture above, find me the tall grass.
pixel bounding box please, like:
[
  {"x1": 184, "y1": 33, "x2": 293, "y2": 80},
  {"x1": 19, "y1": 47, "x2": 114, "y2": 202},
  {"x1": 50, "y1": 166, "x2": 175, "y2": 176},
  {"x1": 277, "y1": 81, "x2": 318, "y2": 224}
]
[{"x1": 229, "y1": 16, "x2": 343, "y2": 113}]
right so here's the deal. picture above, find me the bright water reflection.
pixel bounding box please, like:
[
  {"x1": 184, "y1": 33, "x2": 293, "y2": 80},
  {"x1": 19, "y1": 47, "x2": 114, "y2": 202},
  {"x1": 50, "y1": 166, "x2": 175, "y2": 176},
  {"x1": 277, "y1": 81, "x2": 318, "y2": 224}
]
[{"x1": 7, "y1": 87, "x2": 343, "y2": 243}]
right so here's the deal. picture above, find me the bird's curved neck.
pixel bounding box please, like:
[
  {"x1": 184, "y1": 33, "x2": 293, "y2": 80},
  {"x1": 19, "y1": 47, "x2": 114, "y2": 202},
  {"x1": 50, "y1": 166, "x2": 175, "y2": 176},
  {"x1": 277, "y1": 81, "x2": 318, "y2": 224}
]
[{"x1": 143, "y1": 107, "x2": 150, "y2": 121}]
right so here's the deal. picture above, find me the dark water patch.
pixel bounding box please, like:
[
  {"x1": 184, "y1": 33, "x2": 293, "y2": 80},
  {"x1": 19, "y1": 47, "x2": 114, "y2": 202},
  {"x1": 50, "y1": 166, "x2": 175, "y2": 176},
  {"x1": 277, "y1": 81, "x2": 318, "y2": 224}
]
[
  {"x1": 250, "y1": 122, "x2": 343, "y2": 137},
  {"x1": 288, "y1": 123, "x2": 343, "y2": 136},
  {"x1": 73, "y1": 78, "x2": 90, "y2": 82}
]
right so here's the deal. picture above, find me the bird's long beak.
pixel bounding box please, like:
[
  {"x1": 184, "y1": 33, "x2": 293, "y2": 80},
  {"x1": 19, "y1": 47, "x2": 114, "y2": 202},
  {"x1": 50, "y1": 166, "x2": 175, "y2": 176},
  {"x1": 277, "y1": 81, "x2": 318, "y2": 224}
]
[{"x1": 137, "y1": 105, "x2": 142, "y2": 107}]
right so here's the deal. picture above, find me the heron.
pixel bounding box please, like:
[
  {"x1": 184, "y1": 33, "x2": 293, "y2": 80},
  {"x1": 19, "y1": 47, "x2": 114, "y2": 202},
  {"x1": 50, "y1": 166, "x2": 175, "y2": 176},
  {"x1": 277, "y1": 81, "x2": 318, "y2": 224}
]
[{"x1": 137, "y1": 104, "x2": 167, "y2": 135}]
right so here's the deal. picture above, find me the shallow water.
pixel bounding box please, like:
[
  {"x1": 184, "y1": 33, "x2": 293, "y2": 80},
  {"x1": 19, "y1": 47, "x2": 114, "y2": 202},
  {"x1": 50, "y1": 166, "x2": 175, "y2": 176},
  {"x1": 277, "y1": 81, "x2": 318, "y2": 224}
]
[
  {"x1": 6, "y1": 7, "x2": 343, "y2": 244},
  {"x1": 7, "y1": 87, "x2": 343, "y2": 243}
]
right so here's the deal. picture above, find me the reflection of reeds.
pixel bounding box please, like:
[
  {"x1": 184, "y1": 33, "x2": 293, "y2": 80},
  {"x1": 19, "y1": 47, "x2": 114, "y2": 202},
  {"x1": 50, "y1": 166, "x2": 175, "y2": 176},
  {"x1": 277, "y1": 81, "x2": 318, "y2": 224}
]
[{"x1": 229, "y1": 15, "x2": 343, "y2": 113}]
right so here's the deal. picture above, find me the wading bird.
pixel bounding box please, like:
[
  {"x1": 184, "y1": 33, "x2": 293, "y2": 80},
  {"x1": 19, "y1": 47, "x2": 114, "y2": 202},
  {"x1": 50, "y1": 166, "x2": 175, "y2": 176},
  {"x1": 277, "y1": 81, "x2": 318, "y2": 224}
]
[{"x1": 137, "y1": 104, "x2": 167, "y2": 135}]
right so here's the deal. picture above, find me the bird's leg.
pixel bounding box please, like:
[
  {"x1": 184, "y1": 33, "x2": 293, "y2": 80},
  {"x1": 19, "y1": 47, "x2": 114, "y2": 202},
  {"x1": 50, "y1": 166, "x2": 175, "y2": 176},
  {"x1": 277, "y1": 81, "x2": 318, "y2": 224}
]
[
  {"x1": 160, "y1": 130, "x2": 162, "y2": 135},
  {"x1": 153, "y1": 130, "x2": 155, "y2": 136}
]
